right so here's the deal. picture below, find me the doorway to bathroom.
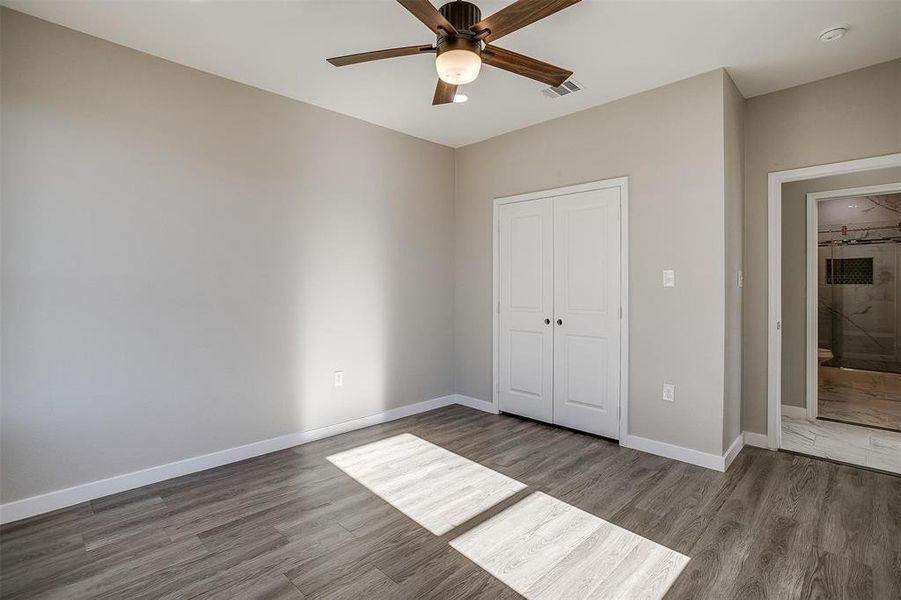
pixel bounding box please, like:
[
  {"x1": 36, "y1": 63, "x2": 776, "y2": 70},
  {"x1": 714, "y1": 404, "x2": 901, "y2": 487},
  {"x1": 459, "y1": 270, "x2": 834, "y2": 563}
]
[
  {"x1": 808, "y1": 183, "x2": 901, "y2": 433},
  {"x1": 768, "y1": 153, "x2": 901, "y2": 474}
]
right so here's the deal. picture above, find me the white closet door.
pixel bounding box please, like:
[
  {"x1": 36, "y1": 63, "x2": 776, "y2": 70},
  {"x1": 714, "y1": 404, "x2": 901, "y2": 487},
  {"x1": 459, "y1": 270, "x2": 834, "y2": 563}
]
[
  {"x1": 552, "y1": 188, "x2": 621, "y2": 438},
  {"x1": 498, "y1": 198, "x2": 554, "y2": 422}
]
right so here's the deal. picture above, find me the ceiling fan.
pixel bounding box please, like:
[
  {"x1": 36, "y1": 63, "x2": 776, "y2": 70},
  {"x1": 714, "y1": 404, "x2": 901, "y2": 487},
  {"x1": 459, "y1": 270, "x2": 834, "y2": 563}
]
[{"x1": 326, "y1": 0, "x2": 581, "y2": 105}]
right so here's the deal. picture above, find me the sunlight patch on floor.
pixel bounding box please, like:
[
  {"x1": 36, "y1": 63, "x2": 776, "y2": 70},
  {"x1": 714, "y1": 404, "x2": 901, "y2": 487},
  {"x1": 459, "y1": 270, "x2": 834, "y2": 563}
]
[
  {"x1": 327, "y1": 433, "x2": 526, "y2": 535},
  {"x1": 450, "y1": 491, "x2": 690, "y2": 600}
]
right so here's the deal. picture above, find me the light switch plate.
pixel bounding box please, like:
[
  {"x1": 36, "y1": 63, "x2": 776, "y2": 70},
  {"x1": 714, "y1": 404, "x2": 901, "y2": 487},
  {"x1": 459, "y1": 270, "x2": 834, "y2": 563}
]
[
  {"x1": 663, "y1": 270, "x2": 675, "y2": 288},
  {"x1": 662, "y1": 383, "x2": 675, "y2": 402},
  {"x1": 334, "y1": 371, "x2": 344, "y2": 387}
]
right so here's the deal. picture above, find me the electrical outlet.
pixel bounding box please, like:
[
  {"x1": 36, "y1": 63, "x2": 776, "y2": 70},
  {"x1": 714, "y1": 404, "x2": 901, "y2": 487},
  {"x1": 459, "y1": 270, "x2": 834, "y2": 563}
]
[
  {"x1": 662, "y1": 383, "x2": 675, "y2": 402},
  {"x1": 334, "y1": 371, "x2": 344, "y2": 387},
  {"x1": 737, "y1": 270, "x2": 743, "y2": 288}
]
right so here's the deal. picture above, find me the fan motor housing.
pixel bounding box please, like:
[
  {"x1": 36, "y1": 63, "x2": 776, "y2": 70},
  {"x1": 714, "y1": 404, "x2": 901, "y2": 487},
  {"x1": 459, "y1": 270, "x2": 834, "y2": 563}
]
[
  {"x1": 436, "y1": 36, "x2": 480, "y2": 58},
  {"x1": 439, "y1": 1, "x2": 481, "y2": 33}
]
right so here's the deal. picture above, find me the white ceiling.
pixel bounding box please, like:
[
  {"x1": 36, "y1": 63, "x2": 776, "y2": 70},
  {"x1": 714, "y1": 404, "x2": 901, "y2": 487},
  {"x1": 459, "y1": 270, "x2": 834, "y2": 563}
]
[{"x1": 5, "y1": 0, "x2": 900, "y2": 147}]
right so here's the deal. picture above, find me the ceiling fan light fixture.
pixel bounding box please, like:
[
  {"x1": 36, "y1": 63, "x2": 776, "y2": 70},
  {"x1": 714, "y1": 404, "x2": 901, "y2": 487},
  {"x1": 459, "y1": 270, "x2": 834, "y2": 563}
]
[
  {"x1": 326, "y1": 0, "x2": 583, "y2": 105},
  {"x1": 436, "y1": 48, "x2": 481, "y2": 85}
]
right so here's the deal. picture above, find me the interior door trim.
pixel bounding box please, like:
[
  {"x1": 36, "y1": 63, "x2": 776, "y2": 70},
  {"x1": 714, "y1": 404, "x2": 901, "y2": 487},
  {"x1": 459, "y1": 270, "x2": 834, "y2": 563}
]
[{"x1": 492, "y1": 176, "x2": 629, "y2": 442}]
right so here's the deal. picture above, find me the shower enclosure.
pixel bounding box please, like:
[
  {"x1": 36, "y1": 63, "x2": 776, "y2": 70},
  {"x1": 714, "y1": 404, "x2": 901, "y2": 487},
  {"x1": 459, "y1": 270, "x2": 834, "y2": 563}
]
[{"x1": 817, "y1": 193, "x2": 901, "y2": 374}]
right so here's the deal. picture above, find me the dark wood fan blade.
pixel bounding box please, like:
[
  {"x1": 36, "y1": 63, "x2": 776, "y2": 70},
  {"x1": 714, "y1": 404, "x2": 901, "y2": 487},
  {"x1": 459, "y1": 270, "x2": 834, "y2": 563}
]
[
  {"x1": 482, "y1": 45, "x2": 572, "y2": 87},
  {"x1": 471, "y1": 0, "x2": 581, "y2": 43},
  {"x1": 397, "y1": 0, "x2": 458, "y2": 35},
  {"x1": 327, "y1": 45, "x2": 435, "y2": 67},
  {"x1": 432, "y1": 79, "x2": 458, "y2": 105}
]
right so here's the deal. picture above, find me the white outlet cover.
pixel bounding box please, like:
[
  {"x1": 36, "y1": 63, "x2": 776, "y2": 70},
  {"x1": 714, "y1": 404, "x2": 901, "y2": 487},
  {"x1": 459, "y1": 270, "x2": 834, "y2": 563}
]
[
  {"x1": 662, "y1": 383, "x2": 675, "y2": 402},
  {"x1": 334, "y1": 371, "x2": 344, "y2": 387},
  {"x1": 663, "y1": 270, "x2": 675, "y2": 288}
]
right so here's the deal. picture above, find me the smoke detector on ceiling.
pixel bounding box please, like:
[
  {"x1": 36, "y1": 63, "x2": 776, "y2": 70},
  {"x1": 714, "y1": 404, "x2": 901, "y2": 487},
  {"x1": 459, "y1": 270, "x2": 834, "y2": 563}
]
[{"x1": 818, "y1": 26, "x2": 848, "y2": 43}]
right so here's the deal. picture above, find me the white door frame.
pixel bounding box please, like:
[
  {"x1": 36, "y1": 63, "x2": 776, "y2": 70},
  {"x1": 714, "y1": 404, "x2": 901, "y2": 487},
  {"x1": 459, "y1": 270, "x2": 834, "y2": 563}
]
[
  {"x1": 492, "y1": 176, "x2": 629, "y2": 441},
  {"x1": 805, "y1": 182, "x2": 901, "y2": 421},
  {"x1": 767, "y1": 153, "x2": 901, "y2": 449}
]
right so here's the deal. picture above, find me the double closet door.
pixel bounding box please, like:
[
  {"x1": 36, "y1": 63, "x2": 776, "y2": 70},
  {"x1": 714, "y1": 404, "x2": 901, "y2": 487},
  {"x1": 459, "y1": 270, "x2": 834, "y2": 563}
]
[{"x1": 497, "y1": 186, "x2": 622, "y2": 439}]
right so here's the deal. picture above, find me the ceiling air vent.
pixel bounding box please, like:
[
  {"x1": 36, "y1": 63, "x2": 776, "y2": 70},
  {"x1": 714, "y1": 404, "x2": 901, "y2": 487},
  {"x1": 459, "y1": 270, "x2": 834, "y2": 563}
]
[{"x1": 542, "y1": 79, "x2": 583, "y2": 98}]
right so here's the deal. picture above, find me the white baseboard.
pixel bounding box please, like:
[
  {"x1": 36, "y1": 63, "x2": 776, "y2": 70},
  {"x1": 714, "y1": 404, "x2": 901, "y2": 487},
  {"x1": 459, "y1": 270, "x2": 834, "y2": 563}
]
[
  {"x1": 742, "y1": 430, "x2": 771, "y2": 449},
  {"x1": 454, "y1": 394, "x2": 498, "y2": 414},
  {"x1": 0, "y1": 394, "x2": 459, "y2": 525},
  {"x1": 621, "y1": 433, "x2": 745, "y2": 472},
  {"x1": 459, "y1": 396, "x2": 745, "y2": 471},
  {"x1": 0, "y1": 393, "x2": 772, "y2": 523},
  {"x1": 723, "y1": 434, "x2": 744, "y2": 471}
]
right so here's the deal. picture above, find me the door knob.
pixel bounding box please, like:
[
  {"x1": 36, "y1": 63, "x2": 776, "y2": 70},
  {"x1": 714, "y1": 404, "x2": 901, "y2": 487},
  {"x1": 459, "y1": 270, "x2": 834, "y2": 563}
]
[
  {"x1": 544, "y1": 318, "x2": 551, "y2": 325},
  {"x1": 556, "y1": 319, "x2": 563, "y2": 325}
]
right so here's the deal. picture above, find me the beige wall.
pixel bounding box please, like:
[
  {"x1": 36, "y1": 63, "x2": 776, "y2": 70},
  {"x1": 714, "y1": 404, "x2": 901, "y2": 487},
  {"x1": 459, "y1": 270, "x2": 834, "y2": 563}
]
[
  {"x1": 0, "y1": 10, "x2": 455, "y2": 503},
  {"x1": 743, "y1": 59, "x2": 901, "y2": 434},
  {"x1": 723, "y1": 73, "x2": 745, "y2": 447},
  {"x1": 780, "y1": 167, "x2": 901, "y2": 408},
  {"x1": 455, "y1": 69, "x2": 732, "y2": 456}
]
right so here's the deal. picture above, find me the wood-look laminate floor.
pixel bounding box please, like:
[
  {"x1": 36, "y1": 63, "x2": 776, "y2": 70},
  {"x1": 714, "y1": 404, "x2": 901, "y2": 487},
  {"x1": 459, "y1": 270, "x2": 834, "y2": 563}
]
[
  {"x1": 450, "y1": 491, "x2": 689, "y2": 599},
  {"x1": 326, "y1": 433, "x2": 526, "y2": 535},
  {"x1": 2, "y1": 405, "x2": 899, "y2": 599}
]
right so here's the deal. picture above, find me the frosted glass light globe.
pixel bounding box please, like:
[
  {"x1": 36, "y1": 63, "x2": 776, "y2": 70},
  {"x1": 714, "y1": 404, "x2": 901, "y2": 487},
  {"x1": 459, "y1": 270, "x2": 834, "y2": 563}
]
[{"x1": 436, "y1": 49, "x2": 481, "y2": 85}]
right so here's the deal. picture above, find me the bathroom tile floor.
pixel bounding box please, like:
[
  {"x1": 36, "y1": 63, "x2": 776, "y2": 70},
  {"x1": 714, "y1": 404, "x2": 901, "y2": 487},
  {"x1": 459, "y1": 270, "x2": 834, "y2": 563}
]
[
  {"x1": 782, "y1": 412, "x2": 901, "y2": 474},
  {"x1": 818, "y1": 366, "x2": 901, "y2": 432}
]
